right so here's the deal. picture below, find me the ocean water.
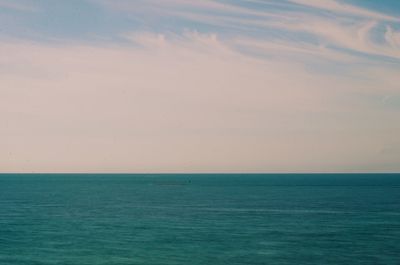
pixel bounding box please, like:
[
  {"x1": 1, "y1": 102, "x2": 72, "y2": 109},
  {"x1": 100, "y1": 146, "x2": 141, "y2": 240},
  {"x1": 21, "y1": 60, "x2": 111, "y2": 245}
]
[{"x1": 0, "y1": 174, "x2": 399, "y2": 265}]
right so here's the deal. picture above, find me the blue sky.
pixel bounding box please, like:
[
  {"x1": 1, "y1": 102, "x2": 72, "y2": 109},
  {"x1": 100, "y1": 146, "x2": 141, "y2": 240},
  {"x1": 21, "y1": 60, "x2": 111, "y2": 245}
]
[
  {"x1": 1, "y1": 0, "x2": 400, "y2": 63},
  {"x1": 2, "y1": 1, "x2": 400, "y2": 44},
  {"x1": 1, "y1": 0, "x2": 399, "y2": 172}
]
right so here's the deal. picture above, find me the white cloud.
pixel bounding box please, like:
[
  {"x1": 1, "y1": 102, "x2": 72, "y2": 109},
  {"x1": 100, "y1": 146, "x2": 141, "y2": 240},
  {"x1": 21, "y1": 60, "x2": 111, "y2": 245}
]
[
  {"x1": 93, "y1": 0, "x2": 400, "y2": 62},
  {"x1": 385, "y1": 26, "x2": 400, "y2": 49},
  {"x1": 288, "y1": 0, "x2": 400, "y2": 22},
  {"x1": 94, "y1": 0, "x2": 282, "y2": 19},
  {"x1": 246, "y1": 16, "x2": 400, "y2": 60}
]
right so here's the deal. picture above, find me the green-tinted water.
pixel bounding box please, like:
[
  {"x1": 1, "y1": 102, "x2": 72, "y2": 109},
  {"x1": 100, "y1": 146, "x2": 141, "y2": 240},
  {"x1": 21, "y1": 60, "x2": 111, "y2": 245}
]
[{"x1": 0, "y1": 174, "x2": 399, "y2": 264}]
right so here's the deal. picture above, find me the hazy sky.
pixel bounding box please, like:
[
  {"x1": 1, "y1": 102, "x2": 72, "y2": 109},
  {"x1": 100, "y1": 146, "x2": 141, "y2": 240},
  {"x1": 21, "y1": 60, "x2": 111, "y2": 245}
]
[{"x1": 1, "y1": 0, "x2": 400, "y2": 173}]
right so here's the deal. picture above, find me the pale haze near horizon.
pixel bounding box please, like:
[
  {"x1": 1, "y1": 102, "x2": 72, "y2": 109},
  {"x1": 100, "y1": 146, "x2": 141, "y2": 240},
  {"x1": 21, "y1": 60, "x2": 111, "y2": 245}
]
[{"x1": 1, "y1": 0, "x2": 400, "y2": 173}]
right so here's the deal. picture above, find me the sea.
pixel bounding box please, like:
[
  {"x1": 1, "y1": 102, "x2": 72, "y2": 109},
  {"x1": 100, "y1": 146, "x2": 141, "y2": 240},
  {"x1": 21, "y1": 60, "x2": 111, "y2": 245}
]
[{"x1": 0, "y1": 173, "x2": 399, "y2": 265}]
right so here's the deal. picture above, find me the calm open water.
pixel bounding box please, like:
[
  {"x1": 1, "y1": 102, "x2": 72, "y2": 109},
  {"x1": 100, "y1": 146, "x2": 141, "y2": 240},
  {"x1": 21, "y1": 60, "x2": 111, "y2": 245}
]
[{"x1": 0, "y1": 174, "x2": 399, "y2": 265}]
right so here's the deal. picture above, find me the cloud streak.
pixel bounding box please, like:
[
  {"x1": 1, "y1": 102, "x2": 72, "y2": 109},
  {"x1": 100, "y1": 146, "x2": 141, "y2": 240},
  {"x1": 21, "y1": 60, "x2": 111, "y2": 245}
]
[
  {"x1": 288, "y1": 0, "x2": 400, "y2": 21},
  {"x1": 92, "y1": 0, "x2": 400, "y2": 62}
]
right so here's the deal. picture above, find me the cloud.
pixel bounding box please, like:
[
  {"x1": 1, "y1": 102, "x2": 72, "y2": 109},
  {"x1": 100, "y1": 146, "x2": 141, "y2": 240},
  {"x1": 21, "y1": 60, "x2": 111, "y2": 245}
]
[
  {"x1": 93, "y1": 0, "x2": 282, "y2": 19},
  {"x1": 2, "y1": 1, "x2": 399, "y2": 62},
  {"x1": 287, "y1": 0, "x2": 400, "y2": 22},
  {"x1": 91, "y1": 0, "x2": 400, "y2": 62},
  {"x1": 263, "y1": 18, "x2": 400, "y2": 60},
  {"x1": 1, "y1": 33, "x2": 399, "y2": 172},
  {"x1": 385, "y1": 26, "x2": 400, "y2": 49}
]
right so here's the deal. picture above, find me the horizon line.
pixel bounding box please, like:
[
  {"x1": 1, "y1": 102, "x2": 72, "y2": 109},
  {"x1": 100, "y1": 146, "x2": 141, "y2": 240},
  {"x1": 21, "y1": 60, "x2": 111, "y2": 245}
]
[{"x1": 1, "y1": 172, "x2": 399, "y2": 175}]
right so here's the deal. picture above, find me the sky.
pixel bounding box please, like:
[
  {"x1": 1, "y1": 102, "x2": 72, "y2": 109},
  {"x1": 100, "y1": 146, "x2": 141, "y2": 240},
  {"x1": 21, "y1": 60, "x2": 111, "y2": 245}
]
[{"x1": 1, "y1": 0, "x2": 399, "y2": 173}]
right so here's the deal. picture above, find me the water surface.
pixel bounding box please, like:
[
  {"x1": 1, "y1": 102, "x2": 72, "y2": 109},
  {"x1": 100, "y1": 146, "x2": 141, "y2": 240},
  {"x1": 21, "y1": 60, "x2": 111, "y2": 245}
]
[{"x1": 0, "y1": 174, "x2": 399, "y2": 264}]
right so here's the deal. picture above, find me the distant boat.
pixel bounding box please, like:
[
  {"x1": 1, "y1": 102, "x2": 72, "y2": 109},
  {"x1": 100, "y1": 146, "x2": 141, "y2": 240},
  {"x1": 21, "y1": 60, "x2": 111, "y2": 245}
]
[{"x1": 152, "y1": 180, "x2": 191, "y2": 186}]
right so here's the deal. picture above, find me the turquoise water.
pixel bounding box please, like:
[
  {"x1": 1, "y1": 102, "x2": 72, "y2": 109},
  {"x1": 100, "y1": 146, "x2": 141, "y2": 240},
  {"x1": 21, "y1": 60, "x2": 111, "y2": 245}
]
[{"x1": 0, "y1": 174, "x2": 399, "y2": 264}]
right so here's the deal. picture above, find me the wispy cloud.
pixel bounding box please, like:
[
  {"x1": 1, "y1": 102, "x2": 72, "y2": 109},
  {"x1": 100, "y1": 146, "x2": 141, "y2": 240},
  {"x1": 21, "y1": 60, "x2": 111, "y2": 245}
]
[
  {"x1": 288, "y1": 0, "x2": 400, "y2": 21},
  {"x1": 262, "y1": 18, "x2": 400, "y2": 60},
  {"x1": 92, "y1": 0, "x2": 400, "y2": 62},
  {"x1": 385, "y1": 26, "x2": 400, "y2": 48}
]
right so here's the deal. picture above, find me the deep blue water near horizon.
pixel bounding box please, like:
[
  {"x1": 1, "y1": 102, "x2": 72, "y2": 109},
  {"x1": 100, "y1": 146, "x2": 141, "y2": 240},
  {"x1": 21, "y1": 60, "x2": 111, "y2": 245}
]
[{"x1": 0, "y1": 173, "x2": 399, "y2": 265}]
